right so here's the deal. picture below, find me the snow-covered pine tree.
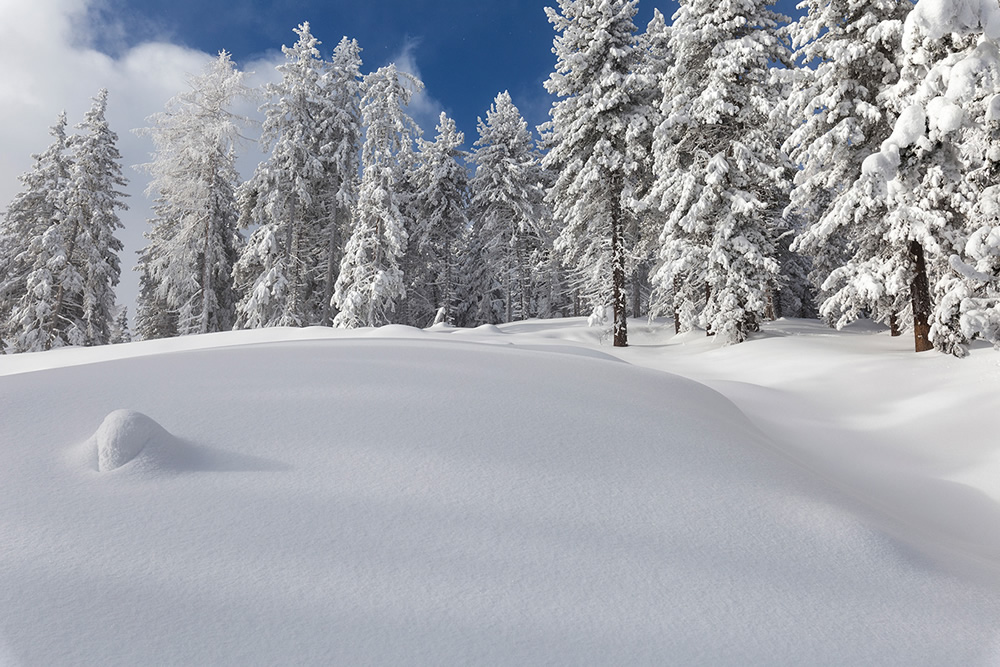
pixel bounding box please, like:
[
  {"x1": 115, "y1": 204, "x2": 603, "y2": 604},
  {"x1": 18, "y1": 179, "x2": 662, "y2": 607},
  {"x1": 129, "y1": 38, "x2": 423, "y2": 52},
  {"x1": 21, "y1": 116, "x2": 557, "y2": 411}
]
[
  {"x1": 235, "y1": 23, "x2": 340, "y2": 328},
  {"x1": 317, "y1": 37, "x2": 363, "y2": 324},
  {"x1": 464, "y1": 92, "x2": 550, "y2": 325},
  {"x1": 0, "y1": 112, "x2": 72, "y2": 351},
  {"x1": 784, "y1": 0, "x2": 911, "y2": 316},
  {"x1": 9, "y1": 90, "x2": 127, "y2": 351},
  {"x1": 850, "y1": 0, "x2": 1000, "y2": 354},
  {"x1": 542, "y1": 0, "x2": 649, "y2": 347},
  {"x1": 135, "y1": 51, "x2": 250, "y2": 338},
  {"x1": 407, "y1": 112, "x2": 468, "y2": 327},
  {"x1": 647, "y1": 0, "x2": 791, "y2": 344},
  {"x1": 333, "y1": 64, "x2": 421, "y2": 328},
  {"x1": 65, "y1": 89, "x2": 128, "y2": 347}
]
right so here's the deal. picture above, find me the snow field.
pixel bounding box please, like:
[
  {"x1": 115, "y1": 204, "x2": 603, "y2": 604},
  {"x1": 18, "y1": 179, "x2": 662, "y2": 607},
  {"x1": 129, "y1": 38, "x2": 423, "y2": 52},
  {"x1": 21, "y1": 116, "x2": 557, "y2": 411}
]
[{"x1": 1, "y1": 320, "x2": 999, "y2": 664}]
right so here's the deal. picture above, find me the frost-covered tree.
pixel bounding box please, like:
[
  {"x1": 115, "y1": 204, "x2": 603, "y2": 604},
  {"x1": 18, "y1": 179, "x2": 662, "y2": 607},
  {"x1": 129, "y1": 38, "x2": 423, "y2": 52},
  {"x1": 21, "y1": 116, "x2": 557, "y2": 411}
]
[
  {"x1": 542, "y1": 0, "x2": 649, "y2": 347},
  {"x1": 317, "y1": 37, "x2": 364, "y2": 324},
  {"x1": 647, "y1": 0, "x2": 791, "y2": 344},
  {"x1": 464, "y1": 92, "x2": 550, "y2": 325},
  {"x1": 333, "y1": 64, "x2": 421, "y2": 328},
  {"x1": 784, "y1": 0, "x2": 911, "y2": 317},
  {"x1": 64, "y1": 89, "x2": 128, "y2": 347},
  {"x1": 849, "y1": 0, "x2": 1000, "y2": 354},
  {"x1": 235, "y1": 23, "x2": 351, "y2": 328},
  {"x1": 135, "y1": 51, "x2": 250, "y2": 339},
  {"x1": 0, "y1": 112, "x2": 72, "y2": 350},
  {"x1": 407, "y1": 112, "x2": 468, "y2": 327}
]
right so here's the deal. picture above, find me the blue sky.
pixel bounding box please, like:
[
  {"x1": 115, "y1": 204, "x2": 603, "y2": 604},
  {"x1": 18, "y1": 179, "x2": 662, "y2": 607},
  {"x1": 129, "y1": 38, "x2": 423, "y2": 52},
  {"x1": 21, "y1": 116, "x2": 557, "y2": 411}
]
[
  {"x1": 92, "y1": 0, "x2": 803, "y2": 138},
  {"x1": 0, "y1": 0, "x2": 803, "y2": 314}
]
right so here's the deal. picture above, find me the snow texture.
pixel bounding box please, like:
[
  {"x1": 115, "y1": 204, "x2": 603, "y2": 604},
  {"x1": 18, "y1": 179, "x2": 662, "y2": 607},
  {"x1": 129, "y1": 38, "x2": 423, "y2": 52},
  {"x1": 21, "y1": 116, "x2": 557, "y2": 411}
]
[
  {"x1": 91, "y1": 409, "x2": 169, "y2": 472},
  {"x1": 1, "y1": 319, "x2": 1000, "y2": 664}
]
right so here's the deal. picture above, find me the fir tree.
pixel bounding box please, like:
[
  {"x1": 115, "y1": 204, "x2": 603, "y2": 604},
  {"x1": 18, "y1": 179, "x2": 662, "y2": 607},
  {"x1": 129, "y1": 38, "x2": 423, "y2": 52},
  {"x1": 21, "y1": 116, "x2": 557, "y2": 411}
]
[
  {"x1": 542, "y1": 0, "x2": 649, "y2": 347},
  {"x1": 135, "y1": 51, "x2": 250, "y2": 338},
  {"x1": 647, "y1": 0, "x2": 790, "y2": 344},
  {"x1": 465, "y1": 92, "x2": 549, "y2": 325},
  {"x1": 333, "y1": 64, "x2": 421, "y2": 328},
  {"x1": 235, "y1": 23, "x2": 345, "y2": 328},
  {"x1": 407, "y1": 112, "x2": 468, "y2": 327}
]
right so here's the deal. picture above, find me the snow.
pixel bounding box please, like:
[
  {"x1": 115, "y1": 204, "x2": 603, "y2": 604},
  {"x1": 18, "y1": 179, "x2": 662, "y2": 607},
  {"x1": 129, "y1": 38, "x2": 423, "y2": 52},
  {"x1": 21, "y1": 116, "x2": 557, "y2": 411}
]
[
  {"x1": 91, "y1": 409, "x2": 169, "y2": 472},
  {"x1": 2, "y1": 318, "x2": 1000, "y2": 664}
]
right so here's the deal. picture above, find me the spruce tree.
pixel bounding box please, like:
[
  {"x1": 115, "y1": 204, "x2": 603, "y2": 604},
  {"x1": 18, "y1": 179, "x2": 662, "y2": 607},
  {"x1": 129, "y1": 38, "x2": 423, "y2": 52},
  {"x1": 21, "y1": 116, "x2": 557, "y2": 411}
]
[
  {"x1": 647, "y1": 0, "x2": 790, "y2": 344},
  {"x1": 465, "y1": 92, "x2": 549, "y2": 325},
  {"x1": 333, "y1": 64, "x2": 421, "y2": 328},
  {"x1": 542, "y1": 0, "x2": 648, "y2": 347},
  {"x1": 135, "y1": 51, "x2": 250, "y2": 338}
]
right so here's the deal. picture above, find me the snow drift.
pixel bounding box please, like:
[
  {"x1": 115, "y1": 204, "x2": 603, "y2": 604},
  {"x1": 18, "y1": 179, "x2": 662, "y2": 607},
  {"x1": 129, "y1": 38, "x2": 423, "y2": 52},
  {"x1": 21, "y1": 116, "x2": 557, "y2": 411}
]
[{"x1": 90, "y1": 409, "x2": 170, "y2": 472}]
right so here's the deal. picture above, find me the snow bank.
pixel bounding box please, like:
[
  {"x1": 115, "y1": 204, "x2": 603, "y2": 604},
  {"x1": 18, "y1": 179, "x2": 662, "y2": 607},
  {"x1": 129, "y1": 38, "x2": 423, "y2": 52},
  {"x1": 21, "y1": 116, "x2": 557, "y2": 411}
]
[{"x1": 91, "y1": 409, "x2": 170, "y2": 472}]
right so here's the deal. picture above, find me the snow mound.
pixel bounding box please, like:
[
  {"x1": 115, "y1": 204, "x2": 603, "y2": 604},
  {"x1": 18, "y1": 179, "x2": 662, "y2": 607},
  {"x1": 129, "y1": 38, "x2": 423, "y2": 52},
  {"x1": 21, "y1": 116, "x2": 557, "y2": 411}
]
[{"x1": 91, "y1": 409, "x2": 170, "y2": 472}]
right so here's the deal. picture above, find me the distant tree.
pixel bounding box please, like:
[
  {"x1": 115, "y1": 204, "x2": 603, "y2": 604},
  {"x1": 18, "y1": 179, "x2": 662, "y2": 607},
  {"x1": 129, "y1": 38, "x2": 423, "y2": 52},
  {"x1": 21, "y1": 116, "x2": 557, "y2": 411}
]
[
  {"x1": 647, "y1": 0, "x2": 790, "y2": 344},
  {"x1": 542, "y1": 0, "x2": 649, "y2": 347},
  {"x1": 407, "y1": 112, "x2": 468, "y2": 327},
  {"x1": 333, "y1": 64, "x2": 421, "y2": 328},
  {"x1": 464, "y1": 92, "x2": 549, "y2": 325},
  {"x1": 135, "y1": 51, "x2": 250, "y2": 339}
]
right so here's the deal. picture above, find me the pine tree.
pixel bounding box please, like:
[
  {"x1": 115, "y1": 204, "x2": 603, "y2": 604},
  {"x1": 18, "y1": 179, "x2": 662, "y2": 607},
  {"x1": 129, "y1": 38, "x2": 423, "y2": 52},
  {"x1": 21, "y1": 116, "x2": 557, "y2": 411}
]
[
  {"x1": 135, "y1": 51, "x2": 250, "y2": 338},
  {"x1": 784, "y1": 0, "x2": 911, "y2": 315},
  {"x1": 235, "y1": 23, "x2": 344, "y2": 328},
  {"x1": 542, "y1": 0, "x2": 649, "y2": 347},
  {"x1": 333, "y1": 64, "x2": 421, "y2": 328},
  {"x1": 317, "y1": 37, "x2": 364, "y2": 324},
  {"x1": 647, "y1": 0, "x2": 790, "y2": 344},
  {"x1": 7, "y1": 91, "x2": 127, "y2": 351},
  {"x1": 407, "y1": 112, "x2": 468, "y2": 327},
  {"x1": 0, "y1": 112, "x2": 72, "y2": 350},
  {"x1": 465, "y1": 92, "x2": 549, "y2": 325}
]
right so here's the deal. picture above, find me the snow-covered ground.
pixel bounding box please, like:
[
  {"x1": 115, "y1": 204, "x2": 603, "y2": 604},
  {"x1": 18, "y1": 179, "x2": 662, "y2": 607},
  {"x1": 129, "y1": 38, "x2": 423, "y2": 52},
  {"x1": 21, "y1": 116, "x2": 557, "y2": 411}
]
[{"x1": 2, "y1": 318, "x2": 999, "y2": 665}]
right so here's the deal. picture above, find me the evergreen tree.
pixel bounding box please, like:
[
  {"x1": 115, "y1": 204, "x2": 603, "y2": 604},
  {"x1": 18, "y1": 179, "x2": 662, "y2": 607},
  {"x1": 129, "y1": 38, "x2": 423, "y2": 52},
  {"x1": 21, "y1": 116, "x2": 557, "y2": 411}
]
[
  {"x1": 235, "y1": 23, "x2": 344, "y2": 328},
  {"x1": 333, "y1": 64, "x2": 421, "y2": 328},
  {"x1": 465, "y1": 92, "x2": 549, "y2": 325},
  {"x1": 542, "y1": 0, "x2": 649, "y2": 347},
  {"x1": 0, "y1": 112, "x2": 72, "y2": 350},
  {"x1": 317, "y1": 37, "x2": 364, "y2": 324},
  {"x1": 135, "y1": 51, "x2": 250, "y2": 338},
  {"x1": 784, "y1": 0, "x2": 911, "y2": 314},
  {"x1": 407, "y1": 112, "x2": 468, "y2": 327},
  {"x1": 7, "y1": 91, "x2": 127, "y2": 351},
  {"x1": 647, "y1": 0, "x2": 790, "y2": 344}
]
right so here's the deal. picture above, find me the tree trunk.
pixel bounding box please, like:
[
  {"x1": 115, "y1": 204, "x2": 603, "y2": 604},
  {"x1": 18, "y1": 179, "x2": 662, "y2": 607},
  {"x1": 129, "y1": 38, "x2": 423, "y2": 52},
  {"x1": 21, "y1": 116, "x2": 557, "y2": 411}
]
[
  {"x1": 909, "y1": 240, "x2": 933, "y2": 353},
  {"x1": 323, "y1": 205, "x2": 340, "y2": 326},
  {"x1": 889, "y1": 311, "x2": 902, "y2": 337},
  {"x1": 673, "y1": 275, "x2": 681, "y2": 335},
  {"x1": 611, "y1": 182, "x2": 628, "y2": 348}
]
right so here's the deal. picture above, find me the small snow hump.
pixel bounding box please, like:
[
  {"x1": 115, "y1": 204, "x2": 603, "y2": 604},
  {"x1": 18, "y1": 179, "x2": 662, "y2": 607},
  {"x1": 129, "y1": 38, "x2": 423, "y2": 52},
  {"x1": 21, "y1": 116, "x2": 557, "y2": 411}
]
[{"x1": 92, "y1": 410, "x2": 168, "y2": 472}]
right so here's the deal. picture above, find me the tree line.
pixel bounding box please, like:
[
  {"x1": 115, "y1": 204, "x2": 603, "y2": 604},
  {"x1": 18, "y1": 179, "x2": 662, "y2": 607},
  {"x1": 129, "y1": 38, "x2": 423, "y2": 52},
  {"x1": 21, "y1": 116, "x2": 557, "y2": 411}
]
[{"x1": 3, "y1": 0, "x2": 999, "y2": 355}]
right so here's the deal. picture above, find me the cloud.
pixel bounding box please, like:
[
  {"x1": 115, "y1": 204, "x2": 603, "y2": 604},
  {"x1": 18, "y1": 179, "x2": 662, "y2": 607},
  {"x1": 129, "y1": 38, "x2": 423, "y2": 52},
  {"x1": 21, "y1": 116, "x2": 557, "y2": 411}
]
[
  {"x1": 0, "y1": 0, "x2": 217, "y2": 315},
  {"x1": 388, "y1": 37, "x2": 447, "y2": 139}
]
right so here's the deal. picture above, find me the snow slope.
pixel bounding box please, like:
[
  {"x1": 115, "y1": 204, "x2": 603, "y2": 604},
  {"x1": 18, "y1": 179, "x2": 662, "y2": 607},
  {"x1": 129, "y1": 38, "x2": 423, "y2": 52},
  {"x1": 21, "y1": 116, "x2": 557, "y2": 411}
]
[{"x1": 1, "y1": 319, "x2": 999, "y2": 665}]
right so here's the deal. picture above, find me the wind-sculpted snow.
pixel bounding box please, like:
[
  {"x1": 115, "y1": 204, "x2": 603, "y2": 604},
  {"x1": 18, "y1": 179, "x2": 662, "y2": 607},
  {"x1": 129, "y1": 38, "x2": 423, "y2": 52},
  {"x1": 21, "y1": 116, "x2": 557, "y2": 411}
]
[
  {"x1": 0, "y1": 321, "x2": 999, "y2": 665},
  {"x1": 91, "y1": 409, "x2": 168, "y2": 472}
]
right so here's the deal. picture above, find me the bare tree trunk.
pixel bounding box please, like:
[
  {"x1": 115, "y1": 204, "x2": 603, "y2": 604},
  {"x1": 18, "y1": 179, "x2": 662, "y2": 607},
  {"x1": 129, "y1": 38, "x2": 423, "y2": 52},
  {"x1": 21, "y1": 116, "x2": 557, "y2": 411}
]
[
  {"x1": 889, "y1": 311, "x2": 902, "y2": 337},
  {"x1": 909, "y1": 240, "x2": 933, "y2": 353},
  {"x1": 322, "y1": 205, "x2": 340, "y2": 326},
  {"x1": 705, "y1": 283, "x2": 713, "y2": 337},
  {"x1": 673, "y1": 275, "x2": 681, "y2": 335},
  {"x1": 611, "y1": 181, "x2": 628, "y2": 348}
]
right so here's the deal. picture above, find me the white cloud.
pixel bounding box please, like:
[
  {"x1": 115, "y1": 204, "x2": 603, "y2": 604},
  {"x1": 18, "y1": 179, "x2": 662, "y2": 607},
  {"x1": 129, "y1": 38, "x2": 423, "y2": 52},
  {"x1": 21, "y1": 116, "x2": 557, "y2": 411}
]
[
  {"x1": 389, "y1": 38, "x2": 447, "y2": 139},
  {"x1": 0, "y1": 0, "x2": 214, "y2": 316}
]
